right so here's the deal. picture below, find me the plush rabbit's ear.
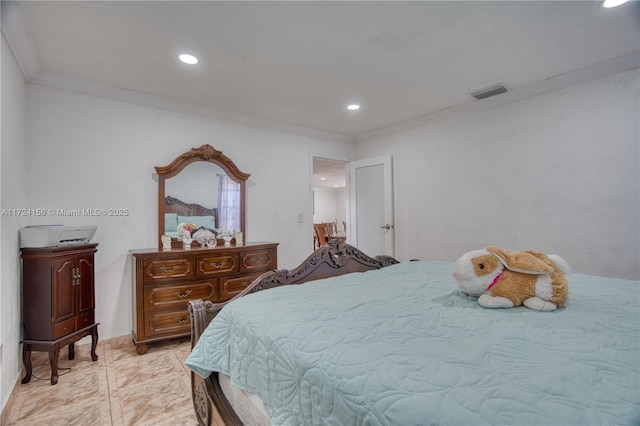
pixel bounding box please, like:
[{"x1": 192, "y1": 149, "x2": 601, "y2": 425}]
[{"x1": 485, "y1": 246, "x2": 554, "y2": 275}]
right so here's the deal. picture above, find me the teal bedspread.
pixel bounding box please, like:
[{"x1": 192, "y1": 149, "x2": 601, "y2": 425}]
[{"x1": 185, "y1": 261, "x2": 640, "y2": 425}]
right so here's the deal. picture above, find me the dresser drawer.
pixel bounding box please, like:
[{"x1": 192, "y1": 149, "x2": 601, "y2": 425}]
[
  {"x1": 143, "y1": 257, "x2": 194, "y2": 283},
  {"x1": 240, "y1": 249, "x2": 277, "y2": 273},
  {"x1": 76, "y1": 311, "x2": 94, "y2": 330},
  {"x1": 144, "y1": 281, "x2": 217, "y2": 310},
  {"x1": 131, "y1": 242, "x2": 278, "y2": 352},
  {"x1": 219, "y1": 272, "x2": 265, "y2": 301},
  {"x1": 144, "y1": 309, "x2": 191, "y2": 337},
  {"x1": 196, "y1": 254, "x2": 238, "y2": 277},
  {"x1": 52, "y1": 311, "x2": 94, "y2": 339},
  {"x1": 53, "y1": 317, "x2": 76, "y2": 339}
]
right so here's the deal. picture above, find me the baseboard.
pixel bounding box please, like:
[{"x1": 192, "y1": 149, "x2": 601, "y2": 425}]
[{"x1": 1, "y1": 366, "x2": 24, "y2": 425}]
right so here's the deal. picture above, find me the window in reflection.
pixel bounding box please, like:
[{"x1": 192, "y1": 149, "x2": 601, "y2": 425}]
[{"x1": 218, "y1": 174, "x2": 241, "y2": 231}]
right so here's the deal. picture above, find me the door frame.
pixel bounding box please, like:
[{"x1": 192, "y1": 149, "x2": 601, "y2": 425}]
[{"x1": 309, "y1": 153, "x2": 350, "y2": 250}]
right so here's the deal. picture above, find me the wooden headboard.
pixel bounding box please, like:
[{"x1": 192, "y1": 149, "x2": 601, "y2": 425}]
[{"x1": 164, "y1": 196, "x2": 218, "y2": 227}]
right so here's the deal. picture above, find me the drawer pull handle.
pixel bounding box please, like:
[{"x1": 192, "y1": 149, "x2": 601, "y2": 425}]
[
  {"x1": 159, "y1": 265, "x2": 179, "y2": 273},
  {"x1": 252, "y1": 257, "x2": 264, "y2": 264},
  {"x1": 210, "y1": 261, "x2": 226, "y2": 269},
  {"x1": 174, "y1": 290, "x2": 192, "y2": 298},
  {"x1": 175, "y1": 317, "x2": 190, "y2": 324}
]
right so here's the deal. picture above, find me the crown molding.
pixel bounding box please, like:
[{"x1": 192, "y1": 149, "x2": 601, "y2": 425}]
[
  {"x1": 1, "y1": 1, "x2": 41, "y2": 80},
  {"x1": 24, "y1": 51, "x2": 639, "y2": 146},
  {"x1": 3, "y1": 0, "x2": 636, "y2": 146},
  {"x1": 28, "y1": 71, "x2": 355, "y2": 144},
  {"x1": 355, "y1": 52, "x2": 640, "y2": 143}
]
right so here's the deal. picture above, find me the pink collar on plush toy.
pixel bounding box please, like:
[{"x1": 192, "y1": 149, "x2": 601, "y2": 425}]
[{"x1": 487, "y1": 268, "x2": 504, "y2": 291}]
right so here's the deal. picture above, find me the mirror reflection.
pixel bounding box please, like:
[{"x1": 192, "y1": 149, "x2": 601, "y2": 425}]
[
  {"x1": 156, "y1": 144, "x2": 248, "y2": 249},
  {"x1": 163, "y1": 162, "x2": 241, "y2": 238}
]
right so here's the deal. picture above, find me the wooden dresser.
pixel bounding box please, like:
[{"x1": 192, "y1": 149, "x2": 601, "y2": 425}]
[
  {"x1": 20, "y1": 243, "x2": 99, "y2": 385},
  {"x1": 130, "y1": 242, "x2": 278, "y2": 354}
]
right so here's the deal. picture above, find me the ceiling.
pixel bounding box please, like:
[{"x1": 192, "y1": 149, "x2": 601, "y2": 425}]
[
  {"x1": 313, "y1": 157, "x2": 348, "y2": 188},
  {"x1": 2, "y1": 1, "x2": 638, "y2": 145}
]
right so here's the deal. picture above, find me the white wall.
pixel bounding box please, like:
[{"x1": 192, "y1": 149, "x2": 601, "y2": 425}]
[
  {"x1": 165, "y1": 161, "x2": 222, "y2": 210},
  {"x1": 357, "y1": 69, "x2": 639, "y2": 280},
  {"x1": 23, "y1": 84, "x2": 355, "y2": 343},
  {"x1": 313, "y1": 187, "x2": 347, "y2": 225},
  {"x1": 1, "y1": 36, "x2": 28, "y2": 414}
]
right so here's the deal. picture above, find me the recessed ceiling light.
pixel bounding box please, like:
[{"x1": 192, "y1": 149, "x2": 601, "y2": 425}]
[
  {"x1": 470, "y1": 84, "x2": 508, "y2": 100},
  {"x1": 179, "y1": 54, "x2": 198, "y2": 65},
  {"x1": 602, "y1": 0, "x2": 629, "y2": 7},
  {"x1": 347, "y1": 104, "x2": 360, "y2": 111},
  {"x1": 320, "y1": 177, "x2": 326, "y2": 180}
]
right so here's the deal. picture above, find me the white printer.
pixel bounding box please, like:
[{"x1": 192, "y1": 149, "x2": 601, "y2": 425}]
[{"x1": 19, "y1": 225, "x2": 97, "y2": 248}]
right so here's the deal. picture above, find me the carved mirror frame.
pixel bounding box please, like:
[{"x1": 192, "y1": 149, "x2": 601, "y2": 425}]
[{"x1": 156, "y1": 144, "x2": 249, "y2": 249}]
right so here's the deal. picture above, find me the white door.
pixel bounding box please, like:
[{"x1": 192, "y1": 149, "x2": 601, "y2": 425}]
[{"x1": 349, "y1": 156, "x2": 394, "y2": 257}]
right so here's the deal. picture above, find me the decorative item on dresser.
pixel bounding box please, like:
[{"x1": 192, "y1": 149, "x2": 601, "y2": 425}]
[
  {"x1": 20, "y1": 243, "x2": 99, "y2": 385},
  {"x1": 130, "y1": 242, "x2": 277, "y2": 355}
]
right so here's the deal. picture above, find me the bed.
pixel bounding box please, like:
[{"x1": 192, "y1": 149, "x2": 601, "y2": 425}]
[
  {"x1": 185, "y1": 240, "x2": 640, "y2": 426},
  {"x1": 163, "y1": 195, "x2": 218, "y2": 238}
]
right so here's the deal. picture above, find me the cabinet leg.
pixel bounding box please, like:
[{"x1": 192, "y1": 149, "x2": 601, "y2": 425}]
[
  {"x1": 21, "y1": 344, "x2": 32, "y2": 384},
  {"x1": 90, "y1": 326, "x2": 99, "y2": 362},
  {"x1": 135, "y1": 343, "x2": 148, "y2": 355},
  {"x1": 48, "y1": 345, "x2": 60, "y2": 385},
  {"x1": 68, "y1": 343, "x2": 75, "y2": 360}
]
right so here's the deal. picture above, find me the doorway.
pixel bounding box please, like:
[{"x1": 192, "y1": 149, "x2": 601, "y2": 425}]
[
  {"x1": 312, "y1": 157, "x2": 348, "y2": 249},
  {"x1": 311, "y1": 155, "x2": 394, "y2": 257}
]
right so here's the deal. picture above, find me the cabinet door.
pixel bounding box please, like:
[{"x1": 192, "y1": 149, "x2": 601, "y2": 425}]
[
  {"x1": 52, "y1": 257, "x2": 76, "y2": 323},
  {"x1": 77, "y1": 254, "x2": 95, "y2": 314}
]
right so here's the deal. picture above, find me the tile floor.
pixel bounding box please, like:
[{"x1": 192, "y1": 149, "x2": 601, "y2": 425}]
[{"x1": 3, "y1": 335, "x2": 222, "y2": 425}]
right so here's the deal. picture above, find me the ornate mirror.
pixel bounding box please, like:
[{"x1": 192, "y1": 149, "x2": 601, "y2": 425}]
[{"x1": 156, "y1": 144, "x2": 249, "y2": 248}]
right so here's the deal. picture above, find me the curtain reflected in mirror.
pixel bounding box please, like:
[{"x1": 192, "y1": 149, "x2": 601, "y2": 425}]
[{"x1": 217, "y1": 174, "x2": 240, "y2": 231}]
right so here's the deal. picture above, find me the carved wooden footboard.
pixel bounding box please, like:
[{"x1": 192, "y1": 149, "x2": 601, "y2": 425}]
[{"x1": 188, "y1": 240, "x2": 399, "y2": 426}]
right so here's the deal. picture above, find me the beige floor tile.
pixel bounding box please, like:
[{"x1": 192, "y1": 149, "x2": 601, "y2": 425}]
[
  {"x1": 12, "y1": 397, "x2": 112, "y2": 426},
  {"x1": 3, "y1": 336, "x2": 205, "y2": 426},
  {"x1": 136, "y1": 406, "x2": 199, "y2": 426},
  {"x1": 110, "y1": 373, "x2": 192, "y2": 425},
  {"x1": 108, "y1": 350, "x2": 185, "y2": 389}
]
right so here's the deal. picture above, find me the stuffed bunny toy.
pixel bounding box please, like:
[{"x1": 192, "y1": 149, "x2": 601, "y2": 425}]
[{"x1": 453, "y1": 246, "x2": 569, "y2": 311}]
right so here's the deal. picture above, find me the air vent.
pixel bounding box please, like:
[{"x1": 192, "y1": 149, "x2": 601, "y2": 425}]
[{"x1": 470, "y1": 84, "x2": 508, "y2": 100}]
